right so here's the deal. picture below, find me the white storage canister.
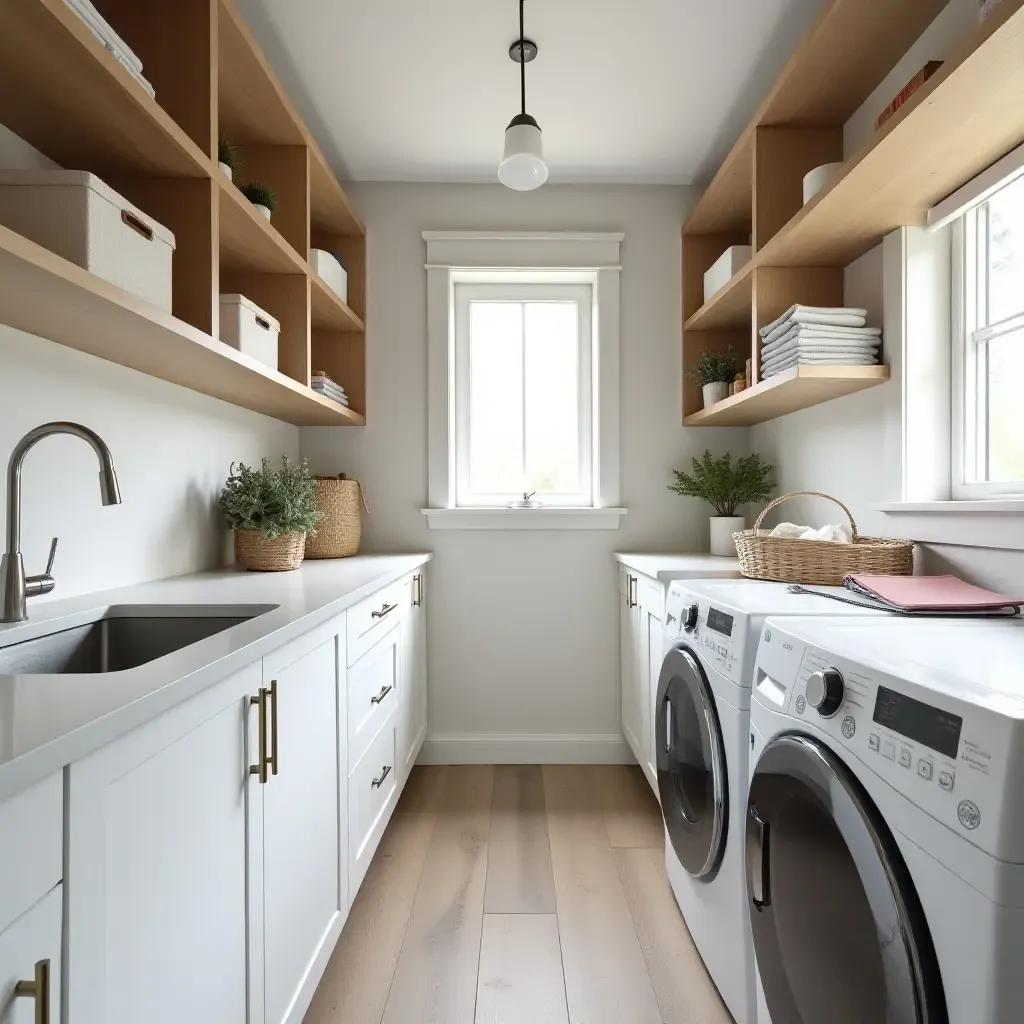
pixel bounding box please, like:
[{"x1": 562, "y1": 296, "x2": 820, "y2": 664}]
[
  {"x1": 310, "y1": 247, "x2": 348, "y2": 304},
  {"x1": 0, "y1": 170, "x2": 176, "y2": 312},
  {"x1": 219, "y1": 294, "x2": 280, "y2": 371}
]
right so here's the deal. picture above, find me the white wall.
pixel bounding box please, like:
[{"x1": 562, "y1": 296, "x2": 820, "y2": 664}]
[
  {"x1": 751, "y1": 0, "x2": 1024, "y2": 584},
  {"x1": 302, "y1": 182, "x2": 747, "y2": 756},
  {"x1": 0, "y1": 125, "x2": 299, "y2": 599}
]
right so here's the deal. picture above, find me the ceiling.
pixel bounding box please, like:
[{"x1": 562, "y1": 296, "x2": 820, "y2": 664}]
[{"x1": 236, "y1": 0, "x2": 825, "y2": 186}]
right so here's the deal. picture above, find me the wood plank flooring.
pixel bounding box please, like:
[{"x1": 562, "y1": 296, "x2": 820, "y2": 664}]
[{"x1": 305, "y1": 764, "x2": 733, "y2": 1024}]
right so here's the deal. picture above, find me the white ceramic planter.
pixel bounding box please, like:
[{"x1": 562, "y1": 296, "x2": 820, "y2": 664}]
[
  {"x1": 702, "y1": 381, "x2": 730, "y2": 407},
  {"x1": 218, "y1": 161, "x2": 233, "y2": 182},
  {"x1": 710, "y1": 516, "x2": 745, "y2": 557},
  {"x1": 253, "y1": 203, "x2": 272, "y2": 221}
]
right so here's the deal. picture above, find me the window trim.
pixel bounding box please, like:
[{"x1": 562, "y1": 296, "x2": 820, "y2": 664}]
[
  {"x1": 423, "y1": 232, "x2": 624, "y2": 530},
  {"x1": 453, "y1": 280, "x2": 595, "y2": 508}
]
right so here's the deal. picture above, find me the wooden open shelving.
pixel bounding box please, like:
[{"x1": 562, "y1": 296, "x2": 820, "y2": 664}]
[
  {"x1": 0, "y1": 0, "x2": 366, "y2": 426},
  {"x1": 683, "y1": 0, "x2": 1024, "y2": 426}
]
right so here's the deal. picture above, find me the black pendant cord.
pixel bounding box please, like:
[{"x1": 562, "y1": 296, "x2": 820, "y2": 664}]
[{"x1": 519, "y1": 0, "x2": 526, "y2": 115}]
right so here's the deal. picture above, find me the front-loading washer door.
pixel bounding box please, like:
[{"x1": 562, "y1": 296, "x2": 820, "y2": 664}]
[
  {"x1": 746, "y1": 734, "x2": 947, "y2": 1024},
  {"x1": 656, "y1": 645, "x2": 727, "y2": 880}
]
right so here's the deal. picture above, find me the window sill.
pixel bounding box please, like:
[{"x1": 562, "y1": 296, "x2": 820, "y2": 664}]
[
  {"x1": 877, "y1": 501, "x2": 1024, "y2": 551},
  {"x1": 421, "y1": 507, "x2": 627, "y2": 531}
]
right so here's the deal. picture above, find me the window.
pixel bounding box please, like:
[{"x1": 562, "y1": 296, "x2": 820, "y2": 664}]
[
  {"x1": 453, "y1": 282, "x2": 593, "y2": 507},
  {"x1": 954, "y1": 173, "x2": 1024, "y2": 498}
]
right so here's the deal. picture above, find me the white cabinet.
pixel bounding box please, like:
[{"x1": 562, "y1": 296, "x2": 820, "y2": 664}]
[
  {"x1": 398, "y1": 569, "x2": 428, "y2": 783},
  {"x1": 0, "y1": 886, "x2": 62, "y2": 1024},
  {"x1": 620, "y1": 568, "x2": 643, "y2": 761},
  {"x1": 638, "y1": 577, "x2": 665, "y2": 792}
]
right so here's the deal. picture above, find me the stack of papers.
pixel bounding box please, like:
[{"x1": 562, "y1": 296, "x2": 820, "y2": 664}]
[
  {"x1": 64, "y1": 0, "x2": 155, "y2": 97},
  {"x1": 758, "y1": 305, "x2": 881, "y2": 380},
  {"x1": 311, "y1": 373, "x2": 349, "y2": 407}
]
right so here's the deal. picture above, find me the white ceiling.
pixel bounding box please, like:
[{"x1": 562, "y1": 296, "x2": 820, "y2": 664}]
[{"x1": 236, "y1": 0, "x2": 824, "y2": 186}]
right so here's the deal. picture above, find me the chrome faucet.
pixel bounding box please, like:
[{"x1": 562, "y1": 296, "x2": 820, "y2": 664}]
[{"x1": 1, "y1": 422, "x2": 122, "y2": 623}]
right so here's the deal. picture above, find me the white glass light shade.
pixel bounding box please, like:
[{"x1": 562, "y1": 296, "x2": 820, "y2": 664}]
[{"x1": 499, "y1": 115, "x2": 549, "y2": 191}]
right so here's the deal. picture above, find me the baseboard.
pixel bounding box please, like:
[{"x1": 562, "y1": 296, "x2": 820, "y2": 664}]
[{"x1": 419, "y1": 733, "x2": 635, "y2": 765}]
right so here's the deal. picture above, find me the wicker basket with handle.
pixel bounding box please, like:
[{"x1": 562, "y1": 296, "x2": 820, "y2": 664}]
[
  {"x1": 235, "y1": 530, "x2": 306, "y2": 571},
  {"x1": 305, "y1": 475, "x2": 368, "y2": 559},
  {"x1": 733, "y1": 491, "x2": 913, "y2": 585}
]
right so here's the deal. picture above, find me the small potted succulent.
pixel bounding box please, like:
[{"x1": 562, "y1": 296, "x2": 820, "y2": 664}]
[
  {"x1": 218, "y1": 137, "x2": 238, "y2": 182},
  {"x1": 690, "y1": 349, "x2": 740, "y2": 408},
  {"x1": 220, "y1": 455, "x2": 322, "y2": 571},
  {"x1": 669, "y1": 450, "x2": 775, "y2": 556},
  {"x1": 242, "y1": 181, "x2": 276, "y2": 221}
]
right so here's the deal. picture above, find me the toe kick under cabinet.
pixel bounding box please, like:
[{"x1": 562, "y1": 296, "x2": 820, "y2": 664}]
[{"x1": 61, "y1": 566, "x2": 428, "y2": 1024}]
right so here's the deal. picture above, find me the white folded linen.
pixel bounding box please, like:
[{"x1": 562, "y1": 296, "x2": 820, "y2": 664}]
[
  {"x1": 762, "y1": 316, "x2": 874, "y2": 347},
  {"x1": 763, "y1": 349, "x2": 879, "y2": 368},
  {"x1": 762, "y1": 323, "x2": 882, "y2": 352},
  {"x1": 761, "y1": 339, "x2": 881, "y2": 363},
  {"x1": 769, "y1": 522, "x2": 853, "y2": 544},
  {"x1": 759, "y1": 304, "x2": 868, "y2": 338},
  {"x1": 65, "y1": 0, "x2": 144, "y2": 72}
]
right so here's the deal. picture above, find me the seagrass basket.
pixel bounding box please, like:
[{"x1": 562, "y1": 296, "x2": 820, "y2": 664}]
[
  {"x1": 305, "y1": 475, "x2": 367, "y2": 559},
  {"x1": 235, "y1": 530, "x2": 306, "y2": 571}
]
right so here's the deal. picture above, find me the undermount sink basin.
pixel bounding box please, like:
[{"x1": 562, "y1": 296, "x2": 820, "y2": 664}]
[{"x1": 0, "y1": 604, "x2": 278, "y2": 674}]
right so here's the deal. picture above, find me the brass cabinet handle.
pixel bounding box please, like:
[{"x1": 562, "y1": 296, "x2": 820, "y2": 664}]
[
  {"x1": 412, "y1": 573, "x2": 424, "y2": 607},
  {"x1": 372, "y1": 602, "x2": 398, "y2": 620},
  {"x1": 371, "y1": 765, "x2": 392, "y2": 789},
  {"x1": 370, "y1": 684, "x2": 393, "y2": 706},
  {"x1": 15, "y1": 958, "x2": 51, "y2": 1024},
  {"x1": 249, "y1": 687, "x2": 269, "y2": 784},
  {"x1": 627, "y1": 575, "x2": 638, "y2": 608},
  {"x1": 268, "y1": 678, "x2": 279, "y2": 777}
]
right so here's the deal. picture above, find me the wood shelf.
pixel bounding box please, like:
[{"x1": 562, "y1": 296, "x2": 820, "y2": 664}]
[
  {"x1": 684, "y1": 265, "x2": 753, "y2": 331},
  {"x1": 684, "y1": 366, "x2": 890, "y2": 427},
  {"x1": 310, "y1": 274, "x2": 364, "y2": 332},
  {"x1": 218, "y1": 177, "x2": 307, "y2": 274},
  {"x1": 0, "y1": 222, "x2": 363, "y2": 426}
]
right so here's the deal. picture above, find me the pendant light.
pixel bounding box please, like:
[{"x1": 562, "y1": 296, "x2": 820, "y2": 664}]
[{"x1": 498, "y1": 0, "x2": 548, "y2": 191}]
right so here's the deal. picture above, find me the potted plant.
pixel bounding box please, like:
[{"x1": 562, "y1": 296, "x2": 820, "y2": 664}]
[
  {"x1": 219, "y1": 455, "x2": 322, "y2": 571},
  {"x1": 218, "y1": 137, "x2": 239, "y2": 182},
  {"x1": 690, "y1": 349, "x2": 739, "y2": 408},
  {"x1": 241, "y1": 181, "x2": 276, "y2": 221},
  {"x1": 668, "y1": 450, "x2": 775, "y2": 556}
]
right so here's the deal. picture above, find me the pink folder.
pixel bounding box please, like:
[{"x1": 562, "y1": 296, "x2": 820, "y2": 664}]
[{"x1": 847, "y1": 574, "x2": 1024, "y2": 612}]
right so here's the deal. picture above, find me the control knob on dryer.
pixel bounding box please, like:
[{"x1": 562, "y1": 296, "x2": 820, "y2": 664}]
[
  {"x1": 683, "y1": 603, "x2": 699, "y2": 633},
  {"x1": 806, "y1": 668, "x2": 845, "y2": 718}
]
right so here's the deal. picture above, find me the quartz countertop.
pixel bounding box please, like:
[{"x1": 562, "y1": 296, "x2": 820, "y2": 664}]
[
  {"x1": 0, "y1": 554, "x2": 430, "y2": 802},
  {"x1": 614, "y1": 552, "x2": 742, "y2": 582}
]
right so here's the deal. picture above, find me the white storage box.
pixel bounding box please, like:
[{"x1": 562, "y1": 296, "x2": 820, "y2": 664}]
[
  {"x1": 311, "y1": 247, "x2": 348, "y2": 304},
  {"x1": 219, "y1": 294, "x2": 280, "y2": 370},
  {"x1": 703, "y1": 245, "x2": 752, "y2": 303},
  {"x1": 0, "y1": 170, "x2": 175, "y2": 312}
]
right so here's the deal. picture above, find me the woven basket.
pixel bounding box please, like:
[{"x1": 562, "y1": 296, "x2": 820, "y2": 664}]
[
  {"x1": 734, "y1": 491, "x2": 913, "y2": 585},
  {"x1": 235, "y1": 530, "x2": 306, "y2": 571},
  {"x1": 305, "y1": 475, "x2": 367, "y2": 559}
]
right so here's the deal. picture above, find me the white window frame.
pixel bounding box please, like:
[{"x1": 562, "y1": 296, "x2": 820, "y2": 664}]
[
  {"x1": 421, "y1": 232, "x2": 625, "y2": 531},
  {"x1": 453, "y1": 280, "x2": 594, "y2": 508}
]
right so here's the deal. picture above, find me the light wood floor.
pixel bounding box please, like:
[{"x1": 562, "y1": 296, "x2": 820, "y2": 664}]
[{"x1": 305, "y1": 764, "x2": 734, "y2": 1024}]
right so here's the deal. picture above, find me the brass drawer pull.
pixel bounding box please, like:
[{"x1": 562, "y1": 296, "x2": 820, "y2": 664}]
[
  {"x1": 370, "y1": 684, "x2": 393, "y2": 706},
  {"x1": 371, "y1": 602, "x2": 398, "y2": 620},
  {"x1": 15, "y1": 958, "x2": 51, "y2": 1024},
  {"x1": 371, "y1": 765, "x2": 392, "y2": 789},
  {"x1": 249, "y1": 687, "x2": 269, "y2": 784},
  {"x1": 413, "y1": 573, "x2": 424, "y2": 607},
  {"x1": 268, "y1": 679, "x2": 279, "y2": 777}
]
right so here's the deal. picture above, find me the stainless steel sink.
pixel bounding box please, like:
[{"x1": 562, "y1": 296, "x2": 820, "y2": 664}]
[{"x1": 0, "y1": 604, "x2": 278, "y2": 674}]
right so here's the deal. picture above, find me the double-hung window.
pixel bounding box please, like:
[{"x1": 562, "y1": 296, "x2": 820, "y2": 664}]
[
  {"x1": 953, "y1": 173, "x2": 1024, "y2": 497},
  {"x1": 453, "y1": 280, "x2": 593, "y2": 507}
]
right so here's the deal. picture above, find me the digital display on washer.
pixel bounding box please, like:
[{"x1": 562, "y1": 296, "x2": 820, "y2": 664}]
[
  {"x1": 706, "y1": 607, "x2": 734, "y2": 637},
  {"x1": 872, "y1": 686, "x2": 962, "y2": 758}
]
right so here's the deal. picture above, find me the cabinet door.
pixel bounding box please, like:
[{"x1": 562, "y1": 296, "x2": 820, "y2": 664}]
[
  {"x1": 0, "y1": 885, "x2": 62, "y2": 1024},
  {"x1": 638, "y1": 577, "x2": 665, "y2": 796},
  {"x1": 620, "y1": 570, "x2": 643, "y2": 762},
  {"x1": 398, "y1": 570, "x2": 428, "y2": 783},
  {"x1": 67, "y1": 663, "x2": 262, "y2": 1024},
  {"x1": 262, "y1": 637, "x2": 344, "y2": 1024}
]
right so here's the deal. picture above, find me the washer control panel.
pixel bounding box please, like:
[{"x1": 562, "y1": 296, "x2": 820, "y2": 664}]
[{"x1": 664, "y1": 588, "x2": 748, "y2": 684}]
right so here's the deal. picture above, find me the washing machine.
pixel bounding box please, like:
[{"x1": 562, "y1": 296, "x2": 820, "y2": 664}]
[
  {"x1": 748, "y1": 615, "x2": 1024, "y2": 1024},
  {"x1": 656, "y1": 581, "x2": 889, "y2": 1024}
]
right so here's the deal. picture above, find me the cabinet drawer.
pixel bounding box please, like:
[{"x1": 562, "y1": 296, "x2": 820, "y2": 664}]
[
  {"x1": 348, "y1": 626, "x2": 401, "y2": 772},
  {"x1": 0, "y1": 883, "x2": 62, "y2": 1023},
  {"x1": 349, "y1": 721, "x2": 397, "y2": 896},
  {"x1": 346, "y1": 578, "x2": 407, "y2": 666},
  {"x1": 0, "y1": 772, "x2": 62, "y2": 934}
]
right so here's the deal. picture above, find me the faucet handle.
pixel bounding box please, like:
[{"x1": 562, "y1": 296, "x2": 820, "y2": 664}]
[{"x1": 45, "y1": 537, "x2": 58, "y2": 576}]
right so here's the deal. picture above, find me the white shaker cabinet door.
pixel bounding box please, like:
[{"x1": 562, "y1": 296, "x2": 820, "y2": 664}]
[
  {"x1": 620, "y1": 569, "x2": 643, "y2": 764},
  {"x1": 261, "y1": 637, "x2": 344, "y2": 1024},
  {"x1": 0, "y1": 885, "x2": 62, "y2": 1024},
  {"x1": 66, "y1": 662, "x2": 263, "y2": 1024},
  {"x1": 398, "y1": 569, "x2": 428, "y2": 783},
  {"x1": 638, "y1": 576, "x2": 665, "y2": 797}
]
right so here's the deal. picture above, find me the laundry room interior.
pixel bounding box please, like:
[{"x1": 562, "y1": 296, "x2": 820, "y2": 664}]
[{"x1": 0, "y1": 0, "x2": 1023, "y2": 1021}]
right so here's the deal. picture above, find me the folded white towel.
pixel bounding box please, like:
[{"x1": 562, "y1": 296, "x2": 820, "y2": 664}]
[
  {"x1": 762, "y1": 316, "x2": 873, "y2": 347},
  {"x1": 762, "y1": 323, "x2": 882, "y2": 352},
  {"x1": 759, "y1": 304, "x2": 868, "y2": 339},
  {"x1": 65, "y1": 0, "x2": 144, "y2": 72},
  {"x1": 762, "y1": 355, "x2": 878, "y2": 379},
  {"x1": 761, "y1": 339, "x2": 881, "y2": 362},
  {"x1": 763, "y1": 349, "x2": 879, "y2": 368}
]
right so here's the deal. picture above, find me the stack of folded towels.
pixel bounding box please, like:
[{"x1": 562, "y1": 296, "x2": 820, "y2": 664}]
[
  {"x1": 759, "y1": 304, "x2": 882, "y2": 380},
  {"x1": 311, "y1": 371, "x2": 349, "y2": 407},
  {"x1": 63, "y1": 0, "x2": 155, "y2": 97}
]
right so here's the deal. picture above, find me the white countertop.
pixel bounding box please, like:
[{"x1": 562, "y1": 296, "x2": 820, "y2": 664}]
[
  {"x1": 0, "y1": 554, "x2": 430, "y2": 803},
  {"x1": 614, "y1": 552, "x2": 742, "y2": 582}
]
